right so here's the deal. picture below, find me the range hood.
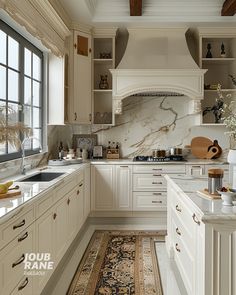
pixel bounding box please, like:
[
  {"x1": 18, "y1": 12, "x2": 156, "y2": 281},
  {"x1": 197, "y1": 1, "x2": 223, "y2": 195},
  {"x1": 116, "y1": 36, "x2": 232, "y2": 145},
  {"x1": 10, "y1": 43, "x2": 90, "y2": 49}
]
[{"x1": 110, "y1": 28, "x2": 207, "y2": 114}]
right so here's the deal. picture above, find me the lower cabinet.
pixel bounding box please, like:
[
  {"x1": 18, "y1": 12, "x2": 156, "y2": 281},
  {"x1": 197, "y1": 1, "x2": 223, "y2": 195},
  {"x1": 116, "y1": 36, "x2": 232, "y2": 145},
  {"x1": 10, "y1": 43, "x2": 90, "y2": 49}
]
[
  {"x1": 91, "y1": 165, "x2": 115, "y2": 211},
  {"x1": 84, "y1": 165, "x2": 91, "y2": 219},
  {"x1": 115, "y1": 165, "x2": 132, "y2": 211}
]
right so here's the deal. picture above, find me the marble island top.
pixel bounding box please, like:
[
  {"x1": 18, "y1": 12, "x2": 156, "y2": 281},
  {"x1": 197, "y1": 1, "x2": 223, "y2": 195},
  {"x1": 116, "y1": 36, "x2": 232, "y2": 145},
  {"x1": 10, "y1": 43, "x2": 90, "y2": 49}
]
[
  {"x1": 0, "y1": 163, "x2": 88, "y2": 223},
  {"x1": 165, "y1": 175, "x2": 236, "y2": 222}
]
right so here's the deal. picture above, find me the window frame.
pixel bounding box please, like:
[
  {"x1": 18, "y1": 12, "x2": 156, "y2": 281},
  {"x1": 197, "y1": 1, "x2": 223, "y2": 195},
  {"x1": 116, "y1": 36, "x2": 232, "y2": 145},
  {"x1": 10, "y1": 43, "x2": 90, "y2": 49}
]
[{"x1": 0, "y1": 20, "x2": 44, "y2": 162}]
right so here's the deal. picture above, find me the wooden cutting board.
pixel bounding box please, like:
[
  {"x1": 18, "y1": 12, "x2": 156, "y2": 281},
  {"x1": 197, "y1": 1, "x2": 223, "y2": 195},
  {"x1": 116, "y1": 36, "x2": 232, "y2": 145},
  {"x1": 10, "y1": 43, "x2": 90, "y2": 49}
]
[
  {"x1": 191, "y1": 137, "x2": 213, "y2": 159},
  {"x1": 0, "y1": 191, "x2": 21, "y2": 199}
]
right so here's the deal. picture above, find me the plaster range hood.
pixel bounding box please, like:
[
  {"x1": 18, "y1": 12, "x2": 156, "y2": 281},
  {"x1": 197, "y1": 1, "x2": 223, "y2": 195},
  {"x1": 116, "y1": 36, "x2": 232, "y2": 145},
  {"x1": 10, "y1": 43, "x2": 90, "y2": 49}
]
[{"x1": 110, "y1": 28, "x2": 207, "y2": 114}]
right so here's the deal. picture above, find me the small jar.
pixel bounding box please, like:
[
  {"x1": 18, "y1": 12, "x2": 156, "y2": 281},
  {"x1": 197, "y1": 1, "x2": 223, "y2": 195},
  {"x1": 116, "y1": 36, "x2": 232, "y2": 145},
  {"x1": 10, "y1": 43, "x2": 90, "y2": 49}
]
[
  {"x1": 82, "y1": 149, "x2": 88, "y2": 160},
  {"x1": 208, "y1": 168, "x2": 224, "y2": 194}
]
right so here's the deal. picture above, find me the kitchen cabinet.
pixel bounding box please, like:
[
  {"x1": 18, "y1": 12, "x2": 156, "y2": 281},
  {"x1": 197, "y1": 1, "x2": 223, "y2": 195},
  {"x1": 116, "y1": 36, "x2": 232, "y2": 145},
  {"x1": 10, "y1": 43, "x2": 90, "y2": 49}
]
[
  {"x1": 196, "y1": 27, "x2": 236, "y2": 125},
  {"x1": 92, "y1": 28, "x2": 117, "y2": 125},
  {"x1": 115, "y1": 165, "x2": 132, "y2": 210},
  {"x1": 69, "y1": 30, "x2": 92, "y2": 124},
  {"x1": 84, "y1": 165, "x2": 91, "y2": 219},
  {"x1": 91, "y1": 165, "x2": 115, "y2": 211}
]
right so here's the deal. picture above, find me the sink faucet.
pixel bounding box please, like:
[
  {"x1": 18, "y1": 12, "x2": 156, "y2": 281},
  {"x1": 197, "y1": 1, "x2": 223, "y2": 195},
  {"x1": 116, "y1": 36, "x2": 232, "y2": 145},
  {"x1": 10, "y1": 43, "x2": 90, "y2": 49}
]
[{"x1": 20, "y1": 137, "x2": 42, "y2": 175}]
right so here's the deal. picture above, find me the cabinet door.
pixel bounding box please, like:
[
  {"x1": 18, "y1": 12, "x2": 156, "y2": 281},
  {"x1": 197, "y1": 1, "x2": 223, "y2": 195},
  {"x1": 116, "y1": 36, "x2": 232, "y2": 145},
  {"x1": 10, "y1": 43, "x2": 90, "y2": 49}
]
[
  {"x1": 35, "y1": 208, "x2": 54, "y2": 291},
  {"x1": 53, "y1": 197, "x2": 68, "y2": 263},
  {"x1": 84, "y1": 166, "x2": 91, "y2": 219},
  {"x1": 91, "y1": 165, "x2": 115, "y2": 211},
  {"x1": 72, "y1": 30, "x2": 92, "y2": 124},
  {"x1": 67, "y1": 190, "x2": 78, "y2": 242},
  {"x1": 115, "y1": 165, "x2": 132, "y2": 210}
]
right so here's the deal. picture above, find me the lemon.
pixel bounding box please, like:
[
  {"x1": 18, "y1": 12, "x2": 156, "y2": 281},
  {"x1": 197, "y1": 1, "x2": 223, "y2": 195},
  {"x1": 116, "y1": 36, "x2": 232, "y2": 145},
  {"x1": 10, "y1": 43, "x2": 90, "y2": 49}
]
[{"x1": 0, "y1": 181, "x2": 14, "y2": 194}]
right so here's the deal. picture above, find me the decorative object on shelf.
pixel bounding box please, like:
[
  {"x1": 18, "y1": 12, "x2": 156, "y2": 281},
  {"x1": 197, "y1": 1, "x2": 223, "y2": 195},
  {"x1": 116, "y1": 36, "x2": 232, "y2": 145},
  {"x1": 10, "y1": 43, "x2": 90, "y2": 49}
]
[
  {"x1": 206, "y1": 139, "x2": 222, "y2": 159},
  {"x1": 204, "y1": 84, "x2": 218, "y2": 90},
  {"x1": 94, "y1": 112, "x2": 112, "y2": 124},
  {"x1": 221, "y1": 42, "x2": 226, "y2": 58},
  {"x1": 72, "y1": 134, "x2": 97, "y2": 159},
  {"x1": 203, "y1": 85, "x2": 224, "y2": 123},
  {"x1": 99, "y1": 52, "x2": 112, "y2": 59},
  {"x1": 99, "y1": 75, "x2": 109, "y2": 89},
  {"x1": 206, "y1": 43, "x2": 212, "y2": 58},
  {"x1": 0, "y1": 105, "x2": 32, "y2": 149},
  {"x1": 106, "y1": 141, "x2": 120, "y2": 159}
]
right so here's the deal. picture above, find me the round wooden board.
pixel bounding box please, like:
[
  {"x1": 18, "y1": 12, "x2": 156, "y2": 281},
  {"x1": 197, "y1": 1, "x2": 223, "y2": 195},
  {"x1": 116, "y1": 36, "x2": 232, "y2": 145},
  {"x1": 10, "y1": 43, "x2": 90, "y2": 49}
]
[{"x1": 191, "y1": 137, "x2": 212, "y2": 159}]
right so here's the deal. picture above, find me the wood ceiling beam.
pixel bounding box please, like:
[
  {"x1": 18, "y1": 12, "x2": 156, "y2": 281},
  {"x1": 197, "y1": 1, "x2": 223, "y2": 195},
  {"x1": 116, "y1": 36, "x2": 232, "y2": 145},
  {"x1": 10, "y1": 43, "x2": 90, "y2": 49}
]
[
  {"x1": 221, "y1": 0, "x2": 236, "y2": 16},
  {"x1": 129, "y1": 0, "x2": 142, "y2": 16}
]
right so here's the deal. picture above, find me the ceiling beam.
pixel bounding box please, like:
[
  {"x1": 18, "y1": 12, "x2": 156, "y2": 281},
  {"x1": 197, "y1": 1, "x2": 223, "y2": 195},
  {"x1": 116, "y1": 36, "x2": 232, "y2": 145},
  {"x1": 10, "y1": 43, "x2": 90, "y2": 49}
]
[
  {"x1": 129, "y1": 0, "x2": 142, "y2": 16},
  {"x1": 221, "y1": 0, "x2": 236, "y2": 16}
]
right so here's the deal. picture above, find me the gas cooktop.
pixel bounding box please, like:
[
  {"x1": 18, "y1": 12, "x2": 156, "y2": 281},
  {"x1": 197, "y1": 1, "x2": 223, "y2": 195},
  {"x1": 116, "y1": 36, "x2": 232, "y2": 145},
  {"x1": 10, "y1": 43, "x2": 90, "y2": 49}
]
[{"x1": 133, "y1": 155, "x2": 186, "y2": 162}]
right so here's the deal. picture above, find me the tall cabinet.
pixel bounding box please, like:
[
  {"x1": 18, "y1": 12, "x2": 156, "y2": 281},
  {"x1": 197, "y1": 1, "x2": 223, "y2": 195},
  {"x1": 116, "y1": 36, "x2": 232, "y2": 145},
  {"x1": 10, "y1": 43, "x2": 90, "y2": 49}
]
[
  {"x1": 69, "y1": 29, "x2": 92, "y2": 124},
  {"x1": 92, "y1": 28, "x2": 117, "y2": 125},
  {"x1": 197, "y1": 28, "x2": 236, "y2": 125}
]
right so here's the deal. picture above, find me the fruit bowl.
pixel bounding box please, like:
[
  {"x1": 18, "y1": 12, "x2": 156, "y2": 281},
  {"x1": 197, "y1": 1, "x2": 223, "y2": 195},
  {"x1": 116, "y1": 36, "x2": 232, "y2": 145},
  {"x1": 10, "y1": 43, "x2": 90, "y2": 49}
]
[{"x1": 217, "y1": 188, "x2": 236, "y2": 206}]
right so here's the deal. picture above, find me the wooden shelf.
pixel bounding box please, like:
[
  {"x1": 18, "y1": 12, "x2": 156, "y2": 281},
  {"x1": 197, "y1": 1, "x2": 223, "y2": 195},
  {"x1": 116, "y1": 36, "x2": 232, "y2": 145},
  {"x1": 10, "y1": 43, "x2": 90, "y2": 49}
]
[
  {"x1": 93, "y1": 59, "x2": 113, "y2": 63},
  {"x1": 202, "y1": 57, "x2": 235, "y2": 64},
  {"x1": 204, "y1": 89, "x2": 236, "y2": 93},
  {"x1": 200, "y1": 123, "x2": 226, "y2": 126},
  {"x1": 93, "y1": 89, "x2": 112, "y2": 93}
]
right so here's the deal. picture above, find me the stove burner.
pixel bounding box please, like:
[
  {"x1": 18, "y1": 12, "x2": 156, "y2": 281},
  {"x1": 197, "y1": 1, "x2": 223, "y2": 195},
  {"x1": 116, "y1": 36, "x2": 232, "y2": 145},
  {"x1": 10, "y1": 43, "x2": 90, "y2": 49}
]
[{"x1": 133, "y1": 155, "x2": 186, "y2": 162}]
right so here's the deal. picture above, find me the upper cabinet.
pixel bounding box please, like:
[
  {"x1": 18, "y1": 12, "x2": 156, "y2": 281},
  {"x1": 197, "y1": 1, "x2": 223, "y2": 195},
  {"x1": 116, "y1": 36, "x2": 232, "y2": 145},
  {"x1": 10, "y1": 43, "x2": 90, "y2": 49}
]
[
  {"x1": 69, "y1": 30, "x2": 92, "y2": 124},
  {"x1": 92, "y1": 28, "x2": 117, "y2": 125},
  {"x1": 197, "y1": 28, "x2": 236, "y2": 125}
]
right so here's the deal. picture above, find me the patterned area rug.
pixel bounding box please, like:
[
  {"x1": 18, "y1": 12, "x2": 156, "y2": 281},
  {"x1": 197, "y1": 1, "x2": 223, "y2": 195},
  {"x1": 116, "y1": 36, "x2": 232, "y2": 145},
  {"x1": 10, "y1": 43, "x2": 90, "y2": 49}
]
[{"x1": 67, "y1": 230, "x2": 166, "y2": 295}]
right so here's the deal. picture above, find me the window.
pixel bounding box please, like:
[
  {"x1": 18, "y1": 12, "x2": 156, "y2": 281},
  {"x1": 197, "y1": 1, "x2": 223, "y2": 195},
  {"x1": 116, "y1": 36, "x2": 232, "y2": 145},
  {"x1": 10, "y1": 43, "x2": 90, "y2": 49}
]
[{"x1": 0, "y1": 20, "x2": 43, "y2": 162}]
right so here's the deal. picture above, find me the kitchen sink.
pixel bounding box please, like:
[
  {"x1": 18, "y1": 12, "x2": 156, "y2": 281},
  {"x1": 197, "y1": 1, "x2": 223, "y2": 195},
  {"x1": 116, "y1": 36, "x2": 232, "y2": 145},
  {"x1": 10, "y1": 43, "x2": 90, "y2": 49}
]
[{"x1": 19, "y1": 172, "x2": 65, "y2": 182}]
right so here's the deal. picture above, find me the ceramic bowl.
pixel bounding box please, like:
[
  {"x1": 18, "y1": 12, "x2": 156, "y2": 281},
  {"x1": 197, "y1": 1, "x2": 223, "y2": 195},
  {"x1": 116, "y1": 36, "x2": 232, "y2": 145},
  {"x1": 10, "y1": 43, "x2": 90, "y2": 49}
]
[{"x1": 217, "y1": 190, "x2": 236, "y2": 206}]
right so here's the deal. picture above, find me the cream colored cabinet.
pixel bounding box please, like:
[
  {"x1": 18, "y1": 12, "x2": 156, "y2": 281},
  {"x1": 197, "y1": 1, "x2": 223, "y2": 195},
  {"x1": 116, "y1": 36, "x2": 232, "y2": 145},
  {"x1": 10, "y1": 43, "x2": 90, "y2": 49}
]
[
  {"x1": 84, "y1": 165, "x2": 91, "y2": 219},
  {"x1": 69, "y1": 30, "x2": 92, "y2": 124},
  {"x1": 91, "y1": 165, "x2": 115, "y2": 211},
  {"x1": 35, "y1": 207, "x2": 54, "y2": 290},
  {"x1": 10, "y1": 276, "x2": 34, "y2": 295},
  {"x1": 0, "y1": 224, "x2": 35, "y2": 295},
  {"x1": 115, "y1": 165, "x2": 132, "y2": 211}
]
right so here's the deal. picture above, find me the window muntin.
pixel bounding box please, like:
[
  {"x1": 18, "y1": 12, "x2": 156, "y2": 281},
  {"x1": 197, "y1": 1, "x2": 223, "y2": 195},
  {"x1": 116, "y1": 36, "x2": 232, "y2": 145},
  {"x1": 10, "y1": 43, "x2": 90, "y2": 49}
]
[{"x1": 0, "y1": 20, "x2": 43, "y2": 161}]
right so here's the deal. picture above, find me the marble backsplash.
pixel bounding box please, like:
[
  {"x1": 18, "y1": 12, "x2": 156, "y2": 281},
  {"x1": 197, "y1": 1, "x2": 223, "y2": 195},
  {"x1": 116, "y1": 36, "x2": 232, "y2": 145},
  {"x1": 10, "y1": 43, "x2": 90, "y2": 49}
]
[{"x1": 55, "y1": 95, "x2": 229, "y2": 159}]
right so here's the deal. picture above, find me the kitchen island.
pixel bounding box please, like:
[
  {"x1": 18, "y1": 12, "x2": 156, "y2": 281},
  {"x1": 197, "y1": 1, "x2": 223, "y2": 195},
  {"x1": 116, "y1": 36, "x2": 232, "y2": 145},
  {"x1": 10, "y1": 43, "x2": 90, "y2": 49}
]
[{"x1": 165, "y1": 175, "x2": 236, "y2": 295}]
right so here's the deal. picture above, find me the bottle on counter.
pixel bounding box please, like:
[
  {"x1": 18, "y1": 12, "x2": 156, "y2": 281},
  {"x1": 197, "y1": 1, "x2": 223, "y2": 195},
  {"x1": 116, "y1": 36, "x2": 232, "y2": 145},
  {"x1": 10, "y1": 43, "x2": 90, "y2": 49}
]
[{"x1": 58, "y1": 142, "x2": 64, "y2": 160}]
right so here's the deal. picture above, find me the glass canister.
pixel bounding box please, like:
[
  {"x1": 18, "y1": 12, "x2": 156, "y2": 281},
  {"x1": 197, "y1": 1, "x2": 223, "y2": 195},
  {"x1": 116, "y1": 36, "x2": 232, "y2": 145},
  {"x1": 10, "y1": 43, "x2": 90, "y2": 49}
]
[{"x1": 208, "y1": 168, "x2": 224, "y2": 194}]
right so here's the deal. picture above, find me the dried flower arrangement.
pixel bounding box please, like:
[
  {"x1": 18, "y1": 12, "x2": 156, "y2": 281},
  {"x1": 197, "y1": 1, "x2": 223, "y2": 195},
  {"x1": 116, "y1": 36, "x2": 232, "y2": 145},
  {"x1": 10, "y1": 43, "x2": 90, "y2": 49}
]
[
  {"x1": 0, "y1": 105, "x2": 32, "y2": 149},
  {"x1": 217, "y1": 81, "x2": 236, "y2": 149}
]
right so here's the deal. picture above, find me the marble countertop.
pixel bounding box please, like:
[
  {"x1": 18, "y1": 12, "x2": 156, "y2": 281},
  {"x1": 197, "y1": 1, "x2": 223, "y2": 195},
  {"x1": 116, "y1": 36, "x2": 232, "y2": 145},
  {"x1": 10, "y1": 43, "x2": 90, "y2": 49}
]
[
  {"x1": 0, "y1": 163, "x2": 88, "y2": 223},
  {"x1": 90, "y1": 158, "x2": 228, "y2": 165},
  {"x1": 165, "y1": 175, "x2": 236, "y2": 222}
]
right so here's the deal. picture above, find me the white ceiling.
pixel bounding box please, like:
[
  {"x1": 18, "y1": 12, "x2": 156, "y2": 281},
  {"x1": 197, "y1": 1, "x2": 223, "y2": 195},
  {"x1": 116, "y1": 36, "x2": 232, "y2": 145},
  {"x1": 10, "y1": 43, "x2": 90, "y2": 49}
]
[{"x1": 57, "y1": 0, "x2": 236, "y2": 27}]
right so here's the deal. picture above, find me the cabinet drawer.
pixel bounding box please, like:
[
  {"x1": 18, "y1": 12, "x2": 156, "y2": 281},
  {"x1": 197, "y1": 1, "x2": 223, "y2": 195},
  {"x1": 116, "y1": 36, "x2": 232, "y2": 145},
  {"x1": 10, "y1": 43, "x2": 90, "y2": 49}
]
[
  {"x1": 0, "y1": 225, "x2": 34, "y2": 294},
  {"x1": 54, "y1": 175, "x2": 77, "y2": 202},
  {"x1": 133, "y1": 174, "x2": 166, "y2": 191},
  {"x1": 1, "y1": 209, "x2": 34, "y2": 249},
  {"x1": 173, "y1": 234, "x2": 194, "y2": 295},
  {"x1": 133, "y1": 165, "x2": 186, "y2": 174},
  {"x1": 36, "y1": 191, "x2": 54, "y2": 218},
  {"x1": 11, "y1": 276, "x2": 33, "y2": 295},
  {"x1": 133, "y1": 192, "x2": 166, "y2": 211}
]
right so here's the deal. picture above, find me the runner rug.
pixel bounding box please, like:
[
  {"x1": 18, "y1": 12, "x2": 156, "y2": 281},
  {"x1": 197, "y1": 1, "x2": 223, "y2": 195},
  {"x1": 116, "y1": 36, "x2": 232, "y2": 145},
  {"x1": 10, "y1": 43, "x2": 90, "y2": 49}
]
[{"x1": 67, "y1": 230, "x2": 166, "y2": 295}]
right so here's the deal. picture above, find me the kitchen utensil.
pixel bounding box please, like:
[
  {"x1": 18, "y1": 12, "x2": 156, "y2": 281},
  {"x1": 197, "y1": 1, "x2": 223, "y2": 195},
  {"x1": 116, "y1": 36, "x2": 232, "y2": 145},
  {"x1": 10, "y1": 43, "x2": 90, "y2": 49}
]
[
  {"x1": 208, "y1": 168, "x2": 224, "y2": 194},
  {"x1": 170, "y1": 148, "x2": 183, "y2": 156},
  {"x1": 206, "y1": 140, "x2": 222, "y2": 159},
  {"x1": 0, "y1": 190, "x2": 21, "y2": 199},
  {"x1": 8, "y1": 185, "x2": 20, "y2": 191},
  {"x1": 191, "y1": 137, "x2": 212, "y2": 159}
]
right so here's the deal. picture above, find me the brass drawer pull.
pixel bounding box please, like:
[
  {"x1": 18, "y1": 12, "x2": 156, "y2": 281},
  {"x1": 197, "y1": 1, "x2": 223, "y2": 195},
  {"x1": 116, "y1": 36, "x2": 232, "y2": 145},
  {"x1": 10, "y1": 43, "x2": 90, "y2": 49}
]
[
  {"x1": 176, "y1": 227, "x2": 181, "y2": 236},
  {"x1": 152, "y1": 182, "x2": 162, "y2": 185},
  {"x1": 74, "y1": 112, "x2": 77, "y2": 121},
  {"x1": 77, "y1": 190, "x2": 80, "y2": 195},
  {"x1": 18, "y1": 232, "x2": 28, "y2": 242},
  {"x1": 120, "y1": 165, "x2": 128, "y2": 168},
  {"x1": 79, "y1": 183, "x2": 83, "y2": 187},
  {"x1": 192, "y1": 213, "x2": 200, "y2": 225},
  {"x1": 152, "y1": 168, "x2": 162, "y2": 171},
  {"x1": 153, "y1": 174, "x2": 162, "y2": 177},
  {"x1": 13, "y1": 219, "x2": 25, "y2": 230},
  {"x1": 175, "y1": 243, "x2": 181, "y2": 252},
  {"x1": 175, "y1": 205, "x2": 182, "y2": 212},
  {"x1": 18, "y1": 277, "x2": 29, "y2": 291},
  {"x1": 53, "y1": 213, "x2": 57, "y2": 220},
  {"x1": 152, "y1": 200, "x2": 162, "y2": 204},
  {"x1": 153, "y1": 193, "x2": 162, "y2": 195},
  {"x1": 12, "y1": 254, "x2": 25, "y2": 268},
  {"x1": 67, "y1": 198, "x2": 70, "y2": 205}
]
